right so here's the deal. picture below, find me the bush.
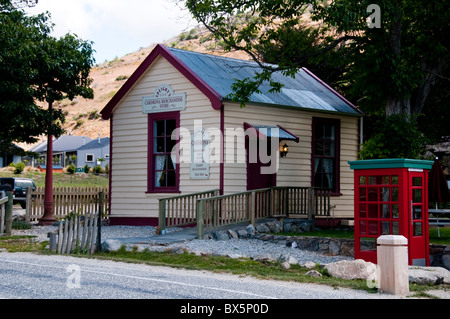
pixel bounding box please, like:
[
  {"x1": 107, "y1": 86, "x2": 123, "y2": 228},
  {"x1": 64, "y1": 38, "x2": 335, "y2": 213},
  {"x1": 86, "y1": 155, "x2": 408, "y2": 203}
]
[
  {"x1": 13, "y1": 162, "x2": 25, "y2": 174},
  {"x1": 84, "y1": 165, "x2": 90, "y2": 173},
  {"x1": 93, "y1": 165, "x2": 102, "y2": 175},
  {"x1": 67, "y1": 163, "x2": 76, "y2": 174}
]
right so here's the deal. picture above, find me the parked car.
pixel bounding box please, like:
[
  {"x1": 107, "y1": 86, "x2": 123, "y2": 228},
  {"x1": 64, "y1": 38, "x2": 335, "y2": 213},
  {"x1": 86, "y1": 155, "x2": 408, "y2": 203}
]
[{"x1": 0, "y1": 178, "x2": 36, "y2": 208}]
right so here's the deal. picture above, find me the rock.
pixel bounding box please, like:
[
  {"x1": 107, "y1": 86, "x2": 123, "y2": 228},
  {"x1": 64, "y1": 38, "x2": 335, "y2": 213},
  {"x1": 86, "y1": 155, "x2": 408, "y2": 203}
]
[
  {"x1": 256, "y1": 223, "x2": 270, "y2": 233},
  {"x1": 305, "y1": 270, "x2": 322, "y2": 278},
  {"x1": 303, "y1": 261, "x2": 317, "y2": 269},
  {"x1": 237, "y1": 229, "x2": 248, "y2": 239},
  {"x1": 325, "y1": 259, "x2": 377, "y2": 280},
  {"x1": 227, "y1": 253, "x2": 243, "y2": 259},
  {"x1": 408, "y1": 266, "x2": 450, "y2": 285},
  {"x1": 340, "y1": 241, "x2": 354, "y2": 257},
  {"x1": 280, "y1": 261, "x2": 290, "y2": 270},
  {"x1": 213, "y1": 230, "x2": 230, "y2": 241},
  {"x1": 227, "y1": 229, "x2": 239, "y2": 239},
  {"x1": 299, "y1": 220, "x2": 313, "y2": 232},
  {"x1": 168, "y1": 246, "x2": 185, "y2": 254},
  {"x1": 101, "y1": 239, "x2": 124, "y2": 252},
  {"x1": 246, "y1": 224, "x2": 255, "y2": 237},
  {"x1": 279, "y1": 255, "x2": 299, "y2": 265},
  {"x1": 253, "y1": 254, "x2": 275, "y2": 263},
  {"x1": 328, "y1": 240, "x2": 340, "y2": 256},
  {"x1": 12, "y1": 209, "x2": 26, "y2": 221}
]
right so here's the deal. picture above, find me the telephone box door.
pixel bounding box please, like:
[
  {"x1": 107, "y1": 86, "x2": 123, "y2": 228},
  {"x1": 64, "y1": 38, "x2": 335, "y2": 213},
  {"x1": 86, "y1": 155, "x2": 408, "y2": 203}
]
[{"x1": 408, "y1": 170, "x2": 429, "y2": 266}]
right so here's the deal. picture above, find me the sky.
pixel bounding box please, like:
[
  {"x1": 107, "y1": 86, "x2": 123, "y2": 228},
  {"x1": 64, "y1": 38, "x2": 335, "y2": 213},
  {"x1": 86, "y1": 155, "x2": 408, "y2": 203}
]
[{"x1": 24, "y1": 0, "x2": 196, "y2": 64}]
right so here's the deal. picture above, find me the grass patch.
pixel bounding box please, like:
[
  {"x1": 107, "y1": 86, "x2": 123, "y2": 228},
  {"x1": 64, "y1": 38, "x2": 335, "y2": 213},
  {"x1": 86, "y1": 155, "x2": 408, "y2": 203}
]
[
  {"x1": 0, "y1": 171, "x2": 108, "y2": 188},
  {"x1": 0, "y1": 236, "x2": 46, "y2": 252}
]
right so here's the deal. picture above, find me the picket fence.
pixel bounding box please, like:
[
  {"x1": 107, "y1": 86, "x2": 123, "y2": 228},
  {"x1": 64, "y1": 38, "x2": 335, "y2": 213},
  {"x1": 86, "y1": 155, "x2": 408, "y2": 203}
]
[
  {"x1": 48, "y1": 212, "x2": 100, "y2": 254},
  {"x1": 26, "y1": 187, "x2": 108, "y2": 222}
]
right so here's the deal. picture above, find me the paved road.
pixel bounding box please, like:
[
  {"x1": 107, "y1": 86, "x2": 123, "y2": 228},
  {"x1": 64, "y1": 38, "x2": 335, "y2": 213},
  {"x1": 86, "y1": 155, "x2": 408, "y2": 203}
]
[{"x1": 0, "y1": 252, "x2": 402, "y2": 302}]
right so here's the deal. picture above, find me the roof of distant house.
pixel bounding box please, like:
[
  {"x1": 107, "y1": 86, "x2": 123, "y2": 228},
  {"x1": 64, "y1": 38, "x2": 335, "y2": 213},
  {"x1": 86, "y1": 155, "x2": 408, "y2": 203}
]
[
  {"x1": 77, "y1": 137, "x2": 110, "y2": 151},
  {"x1": 101, "y1": 44, "x2": 363, "y2": 119},
  {"x1": 30, "y1": 135, "x2": 92, "y2": 153}
]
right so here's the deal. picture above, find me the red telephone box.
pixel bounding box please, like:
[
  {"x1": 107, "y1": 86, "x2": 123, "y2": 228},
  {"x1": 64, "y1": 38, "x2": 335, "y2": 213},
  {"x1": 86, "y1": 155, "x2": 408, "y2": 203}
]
[{"x1": 349, "y1": 159, "x2": 434, "y2": 266}]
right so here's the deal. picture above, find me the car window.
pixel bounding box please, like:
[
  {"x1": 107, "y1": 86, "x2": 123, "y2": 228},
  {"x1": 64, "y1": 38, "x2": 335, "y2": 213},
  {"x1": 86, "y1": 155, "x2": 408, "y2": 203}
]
[
  {"x1": 16, "y1": 180, "x2": 33, "y2": 188},
  {"x1": 0, "y1": 179, "x2": 14, "y2": 188}
]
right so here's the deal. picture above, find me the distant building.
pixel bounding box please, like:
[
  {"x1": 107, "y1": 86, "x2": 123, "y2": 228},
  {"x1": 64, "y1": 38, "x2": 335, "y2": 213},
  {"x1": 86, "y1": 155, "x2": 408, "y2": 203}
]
[
  {"x1": 29, "y1": 135, "x2": 92, "y2": 169},
  {"x1": 76, "y1": 137, "x2": 110, "y2": 169},
  {"x1": 0, "y1": 143, "x2": 25, "y2": 167}
]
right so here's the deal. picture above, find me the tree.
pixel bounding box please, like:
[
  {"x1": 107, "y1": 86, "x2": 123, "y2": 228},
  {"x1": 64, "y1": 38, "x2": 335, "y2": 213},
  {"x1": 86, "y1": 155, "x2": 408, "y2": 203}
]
[
  {"x1": 1, "y1": 0, "x2": 95, "y2": 224},
  {"x1": 0, "y1": 0, "x2": 94, "y2": 150},
  {"x1": 184, "y1": 0, "x2": 450, "y2": 158}
]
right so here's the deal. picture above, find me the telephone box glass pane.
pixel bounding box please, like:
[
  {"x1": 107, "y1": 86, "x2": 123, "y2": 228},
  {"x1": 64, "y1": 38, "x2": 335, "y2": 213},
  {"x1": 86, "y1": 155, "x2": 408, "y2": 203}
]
[
  {"x1": 413, "y1": 206, "x2": 422, "y2": 219},
  {"x1": 413, "y1": 222, "x2": 423, "y2": 236},
  {"x1": 368, "y1": 188, "x2": 378, "y2": 201},
  {"x1": 359, "y1": 187, "x2": 367, "y2": 201},
  {"x1": 360, "y1": 237, "x2": 376, "y2": 251},
  {"x1": 392, "y1": 204, "x2": 399, "y2": 218},
  {"x1": 381, "y1": 188, "x2": 390, "y2": 202},
  {"x1": 392, "y1": 221, "x2": 399, "y2": 234},
  {"x1": 359, "y1": 176, "x2": 366, "y2": 185},
  {"x1": 359, "y1": 204, "x2": 367, "y2": 218},
  {"x1": 368, "y1": 204, "x2": 378, "y2": 218},
  {"x1": 381, "y1": 221, "x2": 390, "y2": 235},
  {"x1": 392, "y1": 176, "x2": 398, "y2": 185},
  {"x1": 359, "y1": 220, "x2": 367, "y2": 235},
  {"x1": 413, "y1": 189, "x2": 422, "y2": 203},
  {"x1": 381, "y1": 204, "x2": 390, "y2": 218},
  {"x1": 368, "y1": 221, "x2": 378, "y2": 235},
  {"x1": 412, "y1": 177, "x2": 422, "y2": 186},
  {"x1": 382, "y1": 176, "x2": 390, "y2": 185},
  {"x1": 392, "y1": 187, "x2": 399, "y2": 201}
]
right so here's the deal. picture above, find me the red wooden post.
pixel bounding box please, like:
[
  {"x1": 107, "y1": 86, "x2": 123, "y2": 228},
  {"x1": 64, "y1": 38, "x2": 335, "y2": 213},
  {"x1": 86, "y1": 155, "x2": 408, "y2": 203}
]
[{"x1": 38, "y1": 101, "x2": 56, "y2": 226}]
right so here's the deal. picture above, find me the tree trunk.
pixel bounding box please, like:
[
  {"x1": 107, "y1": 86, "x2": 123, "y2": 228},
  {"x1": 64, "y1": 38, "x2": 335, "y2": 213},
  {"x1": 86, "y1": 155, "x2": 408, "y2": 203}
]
[{"x1": 385, "y1": 97, "x2": 411, "y2": 117}]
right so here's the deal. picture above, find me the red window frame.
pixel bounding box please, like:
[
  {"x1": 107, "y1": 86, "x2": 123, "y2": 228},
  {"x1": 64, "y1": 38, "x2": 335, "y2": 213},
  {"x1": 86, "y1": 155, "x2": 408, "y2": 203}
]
[
  {"x1": 311, "y1": 117, "x2": 341, "y2": 195},
  {"x1": 147, "y1": 111, "x2": 180, "y2": 193}
]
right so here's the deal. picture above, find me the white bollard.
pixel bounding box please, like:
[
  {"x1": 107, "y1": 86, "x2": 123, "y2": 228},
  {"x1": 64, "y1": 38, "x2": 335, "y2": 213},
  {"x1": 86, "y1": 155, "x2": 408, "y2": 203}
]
[{"x1": 377, "y1": 235, "x2": 409, "y2": 296}]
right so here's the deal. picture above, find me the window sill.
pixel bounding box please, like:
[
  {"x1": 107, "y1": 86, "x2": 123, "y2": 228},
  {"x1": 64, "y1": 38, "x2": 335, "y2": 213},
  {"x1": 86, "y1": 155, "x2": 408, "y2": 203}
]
[{"x1": 145, "y1": 189, "x2": 181, "y2": 194}]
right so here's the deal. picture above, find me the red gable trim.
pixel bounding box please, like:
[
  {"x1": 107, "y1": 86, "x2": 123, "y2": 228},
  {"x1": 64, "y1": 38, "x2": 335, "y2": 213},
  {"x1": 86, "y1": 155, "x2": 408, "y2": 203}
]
[{"x1": 100, "y1": 44, "x2": 223, "y2": 120}]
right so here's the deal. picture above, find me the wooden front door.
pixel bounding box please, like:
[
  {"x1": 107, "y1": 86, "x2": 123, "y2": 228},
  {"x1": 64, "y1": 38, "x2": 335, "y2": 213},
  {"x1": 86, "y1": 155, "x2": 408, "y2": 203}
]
[{"x1": 246, "y1": 137, "x2": 277, "y2": 190}]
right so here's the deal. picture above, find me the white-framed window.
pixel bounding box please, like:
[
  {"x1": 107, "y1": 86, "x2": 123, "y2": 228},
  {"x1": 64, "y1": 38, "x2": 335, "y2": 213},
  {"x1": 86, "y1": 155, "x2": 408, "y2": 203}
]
[{"x1": 86, "y1": 154, "x2": 94, "y2": 163}]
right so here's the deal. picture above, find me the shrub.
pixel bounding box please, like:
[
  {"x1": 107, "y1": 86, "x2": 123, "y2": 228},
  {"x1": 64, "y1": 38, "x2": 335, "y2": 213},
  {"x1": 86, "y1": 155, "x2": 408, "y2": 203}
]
[
  {"x1": 67, "y1": 163, "x2": 76, "y2": 174},
  {"x1": 93, "y1": 165, "x2": 102, "y2": 175},
  {"x1": 84, "y1": 165, "x2": 90, "y2": 173},
  {"x1": 13, "y1": 162, "x2": 25, "y2": 174}
]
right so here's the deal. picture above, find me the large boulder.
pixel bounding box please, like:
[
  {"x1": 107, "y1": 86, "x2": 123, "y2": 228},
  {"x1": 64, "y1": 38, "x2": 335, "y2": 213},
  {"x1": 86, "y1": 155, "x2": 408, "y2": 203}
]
[
  {"x1": 408, "y1": 266, "x2": 450, "y2": 285},
  {"x1": 324, "y1": 259, "x2": 377, "y2": 280},
  {"x1": 101, "y1": 239, "x2": 124, "y2": 252}
]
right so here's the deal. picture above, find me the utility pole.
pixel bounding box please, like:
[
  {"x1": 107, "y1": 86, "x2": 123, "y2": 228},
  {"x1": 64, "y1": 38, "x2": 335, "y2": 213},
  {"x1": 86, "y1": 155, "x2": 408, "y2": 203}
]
[{"x1": 38, "y1": 99, "x2": 56, "y2": 225}]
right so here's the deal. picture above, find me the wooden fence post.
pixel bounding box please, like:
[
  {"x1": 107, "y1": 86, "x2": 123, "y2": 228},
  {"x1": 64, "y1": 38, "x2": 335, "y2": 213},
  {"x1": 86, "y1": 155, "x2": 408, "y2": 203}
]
[
  {"x1": 25, "y1": 187, "x2": 31, "y2": 223},
  {"x1": 158, "y1": 199, "x2": 166, "y2": 234},
  {"x1": 250, "y1": 191, "x2": 256, "y2": 226},
  {"x1": 196, "y1": 199, "x2": 204, "y2": 239},
  {"x1": 4, "y1": 191, "x2": 13, "y2": 236},
  {"x1": 97, "y1": 192, "x2": 103, "y2": 252}
]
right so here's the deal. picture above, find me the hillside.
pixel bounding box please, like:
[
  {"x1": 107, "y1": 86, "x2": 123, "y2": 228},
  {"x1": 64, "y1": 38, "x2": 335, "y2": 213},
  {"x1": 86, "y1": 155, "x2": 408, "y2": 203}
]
[{"x1": 19, "y1": 26, "x2": 252, "y2": 151}]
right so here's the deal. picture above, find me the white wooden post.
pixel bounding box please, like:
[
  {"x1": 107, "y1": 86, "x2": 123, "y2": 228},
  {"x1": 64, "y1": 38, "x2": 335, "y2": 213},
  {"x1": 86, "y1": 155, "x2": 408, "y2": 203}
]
[{"x1": 377, "y1": 235, "x2": 409, "y2": 296}]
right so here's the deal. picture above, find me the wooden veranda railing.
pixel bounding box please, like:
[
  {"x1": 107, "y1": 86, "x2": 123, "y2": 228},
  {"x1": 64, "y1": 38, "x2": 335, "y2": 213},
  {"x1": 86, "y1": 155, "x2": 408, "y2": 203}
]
[
  {"x1": 195, "y1": 187, "x2": 330, "y2": 238},
  {"x1": 158, "y1": 189, "x2": 220, "y2": 232}
]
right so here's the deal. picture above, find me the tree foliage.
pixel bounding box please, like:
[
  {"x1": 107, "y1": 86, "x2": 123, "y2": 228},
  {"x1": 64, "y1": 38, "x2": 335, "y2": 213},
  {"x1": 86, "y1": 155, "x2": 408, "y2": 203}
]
[
  {"x1": 184, "y1": 0, "x2": 450, "y2": 157},
  {"x1": 0, "y1": 0, "x2": 94, "y2": 151}
]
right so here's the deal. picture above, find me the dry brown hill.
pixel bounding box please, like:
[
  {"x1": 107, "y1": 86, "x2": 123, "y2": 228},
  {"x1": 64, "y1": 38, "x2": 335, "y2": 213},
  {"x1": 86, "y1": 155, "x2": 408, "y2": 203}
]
[{"x1": 20, "y1": 26, "x2": 252, "y2": 151}]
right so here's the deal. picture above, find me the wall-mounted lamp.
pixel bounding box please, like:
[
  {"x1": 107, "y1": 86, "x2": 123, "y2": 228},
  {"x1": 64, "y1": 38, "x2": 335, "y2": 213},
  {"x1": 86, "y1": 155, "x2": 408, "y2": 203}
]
[{"x1": 280, "y1": 143, "x2": 289, "y2": 157}]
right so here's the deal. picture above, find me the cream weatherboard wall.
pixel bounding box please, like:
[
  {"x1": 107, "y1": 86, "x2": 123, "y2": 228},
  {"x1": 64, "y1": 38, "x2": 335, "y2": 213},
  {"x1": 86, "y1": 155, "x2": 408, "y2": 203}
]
[
  {"x1": 110, "y1": 55, "x2": 220, "y2": 221},
  {"x1": 222, "y1": 102, "x2": 359, "y2": 219}
]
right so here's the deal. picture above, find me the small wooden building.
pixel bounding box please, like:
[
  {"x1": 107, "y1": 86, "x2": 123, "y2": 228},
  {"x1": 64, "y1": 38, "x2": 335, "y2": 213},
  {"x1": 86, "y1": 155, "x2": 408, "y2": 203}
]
[{"x1": 101, "y1": 44, "x2": 363, "y2": 226}]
